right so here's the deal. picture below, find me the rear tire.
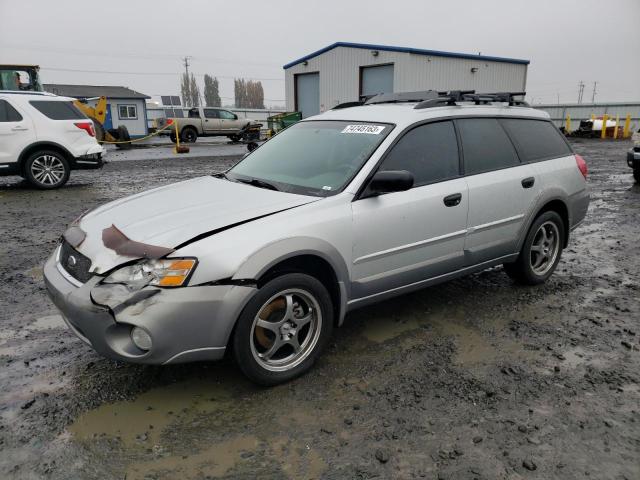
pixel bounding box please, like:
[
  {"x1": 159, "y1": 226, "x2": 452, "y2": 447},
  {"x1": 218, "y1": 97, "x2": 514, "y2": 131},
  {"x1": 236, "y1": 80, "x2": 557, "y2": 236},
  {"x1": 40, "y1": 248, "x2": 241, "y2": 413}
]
[
  {"x1": 232, "y1": 273, "x2": 334, "y2": 386},
  {"x1": 169, "y1": 132, "x2": 177, "y2": 143},
  {"x1": 503, "y1": 211, "x2": 565, "y2": 285},
  {"x1": 181, "y1": 127, "x2": 198, "y2": 143},
  {"x1": 634, "y1": 168, "x2": 640, "y2": 183},
  {"x1": 23, "y1": 150, "x2": 70, "y2": 189}
]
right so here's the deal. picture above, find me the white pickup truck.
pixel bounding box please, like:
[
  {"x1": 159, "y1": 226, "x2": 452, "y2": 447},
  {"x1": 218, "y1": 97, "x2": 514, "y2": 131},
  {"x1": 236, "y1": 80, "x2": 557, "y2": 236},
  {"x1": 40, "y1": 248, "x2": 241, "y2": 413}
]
[{"x1": 158, "y1": 107, "x2": 255, "y2": 143}]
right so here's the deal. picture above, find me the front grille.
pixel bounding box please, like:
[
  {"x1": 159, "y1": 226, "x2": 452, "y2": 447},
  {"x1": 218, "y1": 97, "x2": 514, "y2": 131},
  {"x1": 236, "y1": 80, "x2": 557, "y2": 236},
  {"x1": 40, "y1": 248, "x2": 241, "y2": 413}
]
[{"x1": 59, "y1": 240, "x2": 93, "y2": 283}]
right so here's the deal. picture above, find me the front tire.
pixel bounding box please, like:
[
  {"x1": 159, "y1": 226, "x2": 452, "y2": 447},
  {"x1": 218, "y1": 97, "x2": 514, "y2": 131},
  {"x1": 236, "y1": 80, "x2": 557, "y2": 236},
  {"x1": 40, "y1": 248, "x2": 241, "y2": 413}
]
[
  {"x1": 232, "y1": 273, "x2": 334, "y2": 386},
  {"x1": 503, "y1": 211, "x2": 565, "y2": 285},
  {"x1": 24, "y1": 150, "x2": 70, "y2": 189}
]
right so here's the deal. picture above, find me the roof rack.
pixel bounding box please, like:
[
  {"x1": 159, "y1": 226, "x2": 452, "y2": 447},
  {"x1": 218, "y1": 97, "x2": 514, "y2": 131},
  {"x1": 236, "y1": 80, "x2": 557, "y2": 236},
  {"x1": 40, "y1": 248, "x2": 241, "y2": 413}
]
[
  {"x1": 414, "y1": 91, "x2": 528, "y2": 109},
  {"x1": 331, "y1": 90, "x2": 529, "y2": 111}
]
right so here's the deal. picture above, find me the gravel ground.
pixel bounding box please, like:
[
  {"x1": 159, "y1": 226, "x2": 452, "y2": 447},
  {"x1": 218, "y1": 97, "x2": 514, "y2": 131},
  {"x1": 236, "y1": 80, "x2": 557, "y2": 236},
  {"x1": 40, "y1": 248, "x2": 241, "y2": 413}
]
[{"x1": 0, "y1": 139, "x2": 638, "y2": 480}]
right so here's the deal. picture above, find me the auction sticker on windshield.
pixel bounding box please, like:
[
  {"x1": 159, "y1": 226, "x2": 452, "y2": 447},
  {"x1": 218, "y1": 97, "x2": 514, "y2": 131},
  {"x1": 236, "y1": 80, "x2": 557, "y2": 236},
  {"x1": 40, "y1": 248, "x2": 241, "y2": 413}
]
[{"x1": 341, "y1": 124, "x2": 385, "y2": 134}]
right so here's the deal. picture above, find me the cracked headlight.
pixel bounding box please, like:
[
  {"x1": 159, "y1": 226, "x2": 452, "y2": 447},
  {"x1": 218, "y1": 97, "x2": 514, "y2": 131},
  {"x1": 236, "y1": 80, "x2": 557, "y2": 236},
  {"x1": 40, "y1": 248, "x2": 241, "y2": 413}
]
[{"x1": 103, "y1": 258, "x2": 197, "y2": 288}]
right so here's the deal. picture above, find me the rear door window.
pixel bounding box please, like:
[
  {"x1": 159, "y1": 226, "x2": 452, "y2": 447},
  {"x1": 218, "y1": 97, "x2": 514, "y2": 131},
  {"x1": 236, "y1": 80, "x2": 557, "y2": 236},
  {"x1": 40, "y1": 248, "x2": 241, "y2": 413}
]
[
  {"x1": 500, "y1": 118, "x2": 572, "y2": 162},
  {"x1": 29, "y1": 100, "x2": 86, "y2": 120},
  {"x1": 0, "y1": 99, "x2": 23, "y2": 122},
  {"x1": 379, "y1": 120, "x2": 460, "y2": 186},
  {"x1": 457, "y1": 118, "x2": 520, "y2": 175}
]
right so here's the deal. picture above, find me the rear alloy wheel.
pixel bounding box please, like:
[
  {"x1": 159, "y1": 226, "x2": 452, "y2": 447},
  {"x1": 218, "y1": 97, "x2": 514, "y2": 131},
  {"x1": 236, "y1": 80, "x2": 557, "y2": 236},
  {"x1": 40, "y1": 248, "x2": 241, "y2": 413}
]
[
  {"x1": 233, "y1": 273, "x2": 333, "y2": 385},
  {"x1": 24, "y1": 150, "x2": 70, "y2": 189},
  {"x1": 181, "y1": 127, "x2": 198, "y2": 143},
  {"x1": 504, "y1": 211, "x2": 565, "y2": 285}
]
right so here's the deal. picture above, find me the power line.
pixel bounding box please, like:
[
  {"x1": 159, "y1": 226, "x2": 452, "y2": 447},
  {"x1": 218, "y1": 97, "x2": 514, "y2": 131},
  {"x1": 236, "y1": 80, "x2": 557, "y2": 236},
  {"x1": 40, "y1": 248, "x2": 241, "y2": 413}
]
[
  {"x1": 40, "y1": 66, "x2": 284, "y2": 82},
  {"x1": 5, "y1": 44, "x2": 283, "y2": 68}
]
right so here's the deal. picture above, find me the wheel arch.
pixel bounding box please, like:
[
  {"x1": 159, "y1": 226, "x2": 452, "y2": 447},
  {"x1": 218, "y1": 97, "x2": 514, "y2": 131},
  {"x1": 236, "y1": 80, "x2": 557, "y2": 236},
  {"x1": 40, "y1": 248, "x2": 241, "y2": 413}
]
[
  {"x1": 519, "y1": 194, "x2": 571, "y2": 251},
  {"x1": 18, "y1": 142, "x2": 73, "y2": 172},
  {"x1": 233, "y1": 237, "x2": 350, "y2": 326}
]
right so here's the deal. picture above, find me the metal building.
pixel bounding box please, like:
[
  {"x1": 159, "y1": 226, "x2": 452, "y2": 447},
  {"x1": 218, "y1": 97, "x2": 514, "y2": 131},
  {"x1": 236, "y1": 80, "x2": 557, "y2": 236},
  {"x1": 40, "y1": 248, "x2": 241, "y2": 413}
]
[{"x1": 284, "y1": 42, "x2": 529, "y2": 117}]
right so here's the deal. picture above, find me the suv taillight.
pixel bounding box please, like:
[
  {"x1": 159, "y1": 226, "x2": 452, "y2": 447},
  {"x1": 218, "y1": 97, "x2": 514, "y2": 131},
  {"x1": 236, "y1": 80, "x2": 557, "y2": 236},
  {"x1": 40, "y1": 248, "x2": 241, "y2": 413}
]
[
  {"x1": 575, "y1": 154, "x2": 588, "y2": 180},
  {"x1": 74, "y1": 122, "x2": 96, "y2": 137}
]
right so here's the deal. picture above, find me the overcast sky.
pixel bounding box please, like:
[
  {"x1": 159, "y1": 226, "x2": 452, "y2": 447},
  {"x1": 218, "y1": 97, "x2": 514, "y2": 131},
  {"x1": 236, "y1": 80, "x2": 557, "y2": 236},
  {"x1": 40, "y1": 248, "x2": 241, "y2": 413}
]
[{"x1": 1, "y1": 0, "x2": 638, "y2": 107}]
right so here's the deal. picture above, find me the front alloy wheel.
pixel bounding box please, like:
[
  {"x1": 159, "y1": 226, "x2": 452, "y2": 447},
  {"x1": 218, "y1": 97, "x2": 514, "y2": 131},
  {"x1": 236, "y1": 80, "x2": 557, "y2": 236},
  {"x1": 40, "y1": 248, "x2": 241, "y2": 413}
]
[
  {"x1": 25, "y1": 151, "x2": 70, "y2": 189},
  {"x1": 233, "y1": 273, "x2": 333, "y2": 385},
  {"x1": 251, "y1": 289, "x2": 322, "y2": 372}
]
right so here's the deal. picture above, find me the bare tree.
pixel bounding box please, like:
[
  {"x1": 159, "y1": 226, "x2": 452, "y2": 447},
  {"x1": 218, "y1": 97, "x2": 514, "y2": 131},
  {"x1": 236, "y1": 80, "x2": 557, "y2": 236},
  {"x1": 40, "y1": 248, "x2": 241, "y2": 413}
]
[
  {"x1": 180, "y1": 72, "x2": 191, "y2": 107},
  {"x1": 234, "y1": 78, "x2": 265, "y2": 108},
  {"x1": 189, "y1": 74, "x2": 200, "y2": 107},
  {"x1": 204, "y1": 74, "x2": 221, "y2": 107}
]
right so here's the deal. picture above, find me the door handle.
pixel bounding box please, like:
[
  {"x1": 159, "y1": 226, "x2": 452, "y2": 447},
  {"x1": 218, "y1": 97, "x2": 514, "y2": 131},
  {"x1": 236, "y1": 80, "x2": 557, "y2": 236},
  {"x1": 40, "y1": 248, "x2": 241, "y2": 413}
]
[
  {"x1": 521, "y1": 177, "x2": 535, "y2": 188},
  {"x1": 11, "y1": 126, "x2": 28, "y2": 131},
  {"x1": 443, "y1": 193, "x2": 462, "y2": 207}
]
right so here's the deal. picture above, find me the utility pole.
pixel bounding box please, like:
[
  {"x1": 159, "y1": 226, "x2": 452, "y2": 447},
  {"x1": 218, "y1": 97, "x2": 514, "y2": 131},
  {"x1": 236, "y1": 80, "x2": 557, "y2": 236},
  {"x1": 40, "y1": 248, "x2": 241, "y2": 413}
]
[
  {"x1": 591, "y1": 81, "x2": 598, "y2": 103},
  {"x1": 182, "y1": 56, "x2": 191, "y2": 77},
  {"x1": 577, "y1": 81, "x2": 585, "y2": 104}
]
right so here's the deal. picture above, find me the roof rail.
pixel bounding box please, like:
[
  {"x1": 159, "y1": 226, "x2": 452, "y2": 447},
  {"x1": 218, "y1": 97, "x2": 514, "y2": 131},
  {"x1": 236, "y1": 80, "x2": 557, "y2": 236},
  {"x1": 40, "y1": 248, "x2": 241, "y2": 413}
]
[
  {"x1": 415, "y1": 91, "x2": 528, "y2": 109},
  {"x1": 332, "y1": 101, "x2": 364, "y2": 110},
  {"x1": 364, "y1": 90, "x2": 441, "y2": 105},
  {"x1": 0, "y1": 90, "x2": 56, "y2": 96}
]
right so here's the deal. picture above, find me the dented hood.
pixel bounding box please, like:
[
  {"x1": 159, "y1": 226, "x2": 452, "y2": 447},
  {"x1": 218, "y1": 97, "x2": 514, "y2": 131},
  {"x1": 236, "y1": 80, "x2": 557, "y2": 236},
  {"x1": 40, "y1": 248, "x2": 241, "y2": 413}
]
[{"x1": 75, "y1": 176, "x2": 318, "y2": 273}]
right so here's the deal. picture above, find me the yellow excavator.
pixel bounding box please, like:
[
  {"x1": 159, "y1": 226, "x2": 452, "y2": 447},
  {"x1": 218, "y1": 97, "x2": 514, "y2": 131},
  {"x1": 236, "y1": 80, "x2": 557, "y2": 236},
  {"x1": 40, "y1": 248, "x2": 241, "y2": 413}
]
[{"x1": 0, "y1": 64, "x2": 130, "y2": 146}]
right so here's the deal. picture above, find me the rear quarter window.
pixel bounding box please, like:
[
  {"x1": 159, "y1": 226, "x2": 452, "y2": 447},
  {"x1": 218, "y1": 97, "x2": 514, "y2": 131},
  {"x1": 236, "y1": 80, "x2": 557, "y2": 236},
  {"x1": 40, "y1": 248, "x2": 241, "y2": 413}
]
[
  {"x1": 500, "y1": 118, "x2": 572, "y2": 162},
  {"x1": 29, "y1": 100, "x2": 86, "y2": 120},
  {"x1": 0, "y1": 99, "x2": 23, "y2": 122}
]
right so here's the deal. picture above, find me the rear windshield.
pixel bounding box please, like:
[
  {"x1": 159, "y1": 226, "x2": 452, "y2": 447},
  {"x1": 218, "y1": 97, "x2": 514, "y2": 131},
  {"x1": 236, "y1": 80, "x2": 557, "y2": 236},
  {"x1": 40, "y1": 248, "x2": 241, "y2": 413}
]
[
  {"x1": 500, "y1": 118, "x2": 572, "y2": 162},
  {"x1": 228, "y1": 121, "x2": 393, "y2": 196},
  {"x1": 29, "y1": 100, "x2": 86, "y2": 120}
]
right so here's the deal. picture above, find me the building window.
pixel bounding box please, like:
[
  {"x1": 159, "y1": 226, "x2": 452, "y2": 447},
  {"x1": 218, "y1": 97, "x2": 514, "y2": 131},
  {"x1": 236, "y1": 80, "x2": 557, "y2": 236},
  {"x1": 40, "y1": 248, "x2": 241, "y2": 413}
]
[{"x1": 118, "y1": 104, "x2": 138, "y2": 120}]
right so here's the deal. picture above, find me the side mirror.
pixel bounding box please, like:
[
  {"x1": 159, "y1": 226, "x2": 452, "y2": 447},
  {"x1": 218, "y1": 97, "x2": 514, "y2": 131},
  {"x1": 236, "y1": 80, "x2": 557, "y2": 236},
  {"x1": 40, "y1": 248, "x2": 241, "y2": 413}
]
[{"x1": 368, "y1": 170, "x2": 414, "y2": 195}]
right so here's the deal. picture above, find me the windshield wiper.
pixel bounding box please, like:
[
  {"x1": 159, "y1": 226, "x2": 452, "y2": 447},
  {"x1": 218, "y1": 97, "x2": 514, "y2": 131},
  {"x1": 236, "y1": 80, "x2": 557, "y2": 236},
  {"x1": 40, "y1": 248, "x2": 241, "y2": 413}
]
[{"x1": 235, "y1": 177, "x2": 280, "y2": 191}]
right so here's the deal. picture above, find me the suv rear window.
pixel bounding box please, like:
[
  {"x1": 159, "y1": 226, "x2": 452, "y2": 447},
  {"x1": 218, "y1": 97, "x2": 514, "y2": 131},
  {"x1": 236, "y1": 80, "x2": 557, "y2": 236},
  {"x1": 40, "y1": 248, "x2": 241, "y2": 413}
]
[
  {"x1": 0, "y1": 100, "x2": 23, "y2": 122},
  {"x1": 457, "y1": 118, "x2": 520, "y2": 175},
  {"x1": 501, "y1": 118, "x2": 572, "y2": 162},
  {"x1": 29, "y1": 100, "x2": 86, "y2": 120}
]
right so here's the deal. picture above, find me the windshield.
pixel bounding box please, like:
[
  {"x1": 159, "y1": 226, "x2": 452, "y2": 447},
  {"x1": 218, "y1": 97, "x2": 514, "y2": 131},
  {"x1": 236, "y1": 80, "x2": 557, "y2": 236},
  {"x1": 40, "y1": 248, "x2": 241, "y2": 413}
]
[{"x1": 227, "y1": 120, "x2": 393, "y2": 196}]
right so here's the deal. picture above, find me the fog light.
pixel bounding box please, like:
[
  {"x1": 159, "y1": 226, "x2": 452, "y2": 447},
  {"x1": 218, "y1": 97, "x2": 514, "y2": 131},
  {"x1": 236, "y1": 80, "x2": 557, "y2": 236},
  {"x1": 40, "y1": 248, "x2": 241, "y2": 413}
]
[{"x1": 131, "y1": 327, "x2": 152, "y2": 351}]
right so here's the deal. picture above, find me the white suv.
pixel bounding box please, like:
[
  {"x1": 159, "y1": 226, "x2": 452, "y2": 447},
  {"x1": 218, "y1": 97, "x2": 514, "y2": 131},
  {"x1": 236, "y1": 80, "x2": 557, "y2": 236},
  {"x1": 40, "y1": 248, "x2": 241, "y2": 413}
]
[{"x1": 0, "y1": 91, "x2": 106, "y2": 188}]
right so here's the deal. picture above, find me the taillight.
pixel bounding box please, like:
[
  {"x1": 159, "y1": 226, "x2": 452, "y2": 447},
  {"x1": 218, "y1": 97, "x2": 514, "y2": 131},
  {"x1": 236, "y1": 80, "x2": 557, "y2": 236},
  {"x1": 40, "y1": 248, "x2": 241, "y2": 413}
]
[
  {"x1": 74, "y1": 122, "x2": 96, "y2": 137},
  {"x1": 575, "y1": 154, "x2": 587, "y2": 180}
]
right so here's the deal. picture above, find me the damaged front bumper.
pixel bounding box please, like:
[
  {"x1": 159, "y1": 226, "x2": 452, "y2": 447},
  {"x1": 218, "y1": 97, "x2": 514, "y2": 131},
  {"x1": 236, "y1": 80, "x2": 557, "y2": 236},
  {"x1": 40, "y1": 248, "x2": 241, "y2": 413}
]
[{"x1": 43, "y1": 248, "x2": 256, "y2": 365}]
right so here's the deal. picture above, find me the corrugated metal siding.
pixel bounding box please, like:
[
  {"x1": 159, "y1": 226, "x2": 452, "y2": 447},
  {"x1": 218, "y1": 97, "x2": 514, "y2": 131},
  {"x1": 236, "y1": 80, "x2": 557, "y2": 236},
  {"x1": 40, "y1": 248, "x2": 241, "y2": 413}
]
[
  {"x1": 285, "y1": 46, "x2": 527, "y2": 112},
  {"x1": 535, "y1": 103, "x2": 640, "y2": 131}
]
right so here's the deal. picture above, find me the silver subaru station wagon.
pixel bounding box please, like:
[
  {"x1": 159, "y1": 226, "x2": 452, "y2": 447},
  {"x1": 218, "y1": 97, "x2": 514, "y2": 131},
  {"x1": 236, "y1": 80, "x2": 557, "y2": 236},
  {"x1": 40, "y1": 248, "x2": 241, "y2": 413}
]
[{"x1": 44, "y1": 91, "x2": 589, "y2": 385}]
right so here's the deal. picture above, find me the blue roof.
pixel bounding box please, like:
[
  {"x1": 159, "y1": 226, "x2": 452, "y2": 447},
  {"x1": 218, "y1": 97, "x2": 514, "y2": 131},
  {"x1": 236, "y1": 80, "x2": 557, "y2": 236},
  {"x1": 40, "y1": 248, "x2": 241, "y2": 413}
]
[{"x1": 283, "y1": 42, "x2": 530, "y2": 69}]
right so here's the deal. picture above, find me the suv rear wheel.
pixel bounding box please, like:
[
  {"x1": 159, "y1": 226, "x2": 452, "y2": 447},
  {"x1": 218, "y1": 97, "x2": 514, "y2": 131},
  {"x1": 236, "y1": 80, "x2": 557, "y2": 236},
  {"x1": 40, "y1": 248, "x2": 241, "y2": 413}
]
[
  {"x1": 24, "y1": 150, "x2": 70, "y2": 189},
  {"x1": 504, "y1": 211, "x2": 565, "y2": 285},
  {"x1": 232, "y1": 273, "x2": 334, "y2": 386}
]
